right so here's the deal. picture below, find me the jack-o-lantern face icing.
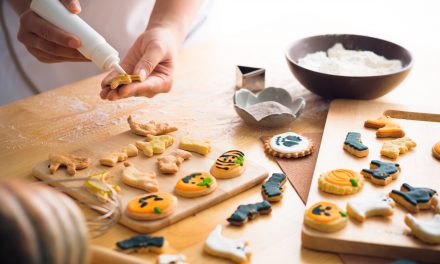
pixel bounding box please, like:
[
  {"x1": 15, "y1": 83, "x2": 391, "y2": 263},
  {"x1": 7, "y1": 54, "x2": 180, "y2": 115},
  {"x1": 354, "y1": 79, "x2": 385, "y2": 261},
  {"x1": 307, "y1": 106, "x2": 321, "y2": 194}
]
[
  {"x1": 304, "y1": 201, "x2": 348, "y2": 232},
  {"x1": 126, "y1": 192, "x2": 177, "y2": 220},
  {"x1": 210, "y1": 150, "x2": 246, "y2": 179},
  {"x1": 174, "y1": 172, "x2": 217, "y2": 197}
]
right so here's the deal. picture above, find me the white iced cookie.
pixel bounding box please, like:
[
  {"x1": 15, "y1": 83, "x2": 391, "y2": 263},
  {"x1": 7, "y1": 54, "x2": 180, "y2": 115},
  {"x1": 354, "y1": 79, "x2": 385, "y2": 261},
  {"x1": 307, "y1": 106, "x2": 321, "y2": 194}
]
[
  {"x1": 204, "y1": 225, "x2": 252, "y2": 263},
  {"x1": 405, "y1": 214, "x2": 440, "y2": 244},
  {"x1": 347, "y1": 195, "x2": 395, "y2": 222},
  {"x1": 263, "y1": 131, "x2": 313, "y2": 158},
  {"x1": 157, "y1": 254, "x2": 187, "y2": 264},
  {"x1": 121, "y1": 162, "x2": 159, "y2": 192}
]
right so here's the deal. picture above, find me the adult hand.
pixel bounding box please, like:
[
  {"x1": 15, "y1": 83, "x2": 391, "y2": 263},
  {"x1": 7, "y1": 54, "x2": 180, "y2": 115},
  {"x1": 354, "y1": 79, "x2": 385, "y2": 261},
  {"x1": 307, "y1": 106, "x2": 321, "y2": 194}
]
[
  {"x1": 16, "y1": 0, "x2": 88, "y2": 63},
  {"x1": 100, "y1": 27, "x2": 177, "y2": 100}
]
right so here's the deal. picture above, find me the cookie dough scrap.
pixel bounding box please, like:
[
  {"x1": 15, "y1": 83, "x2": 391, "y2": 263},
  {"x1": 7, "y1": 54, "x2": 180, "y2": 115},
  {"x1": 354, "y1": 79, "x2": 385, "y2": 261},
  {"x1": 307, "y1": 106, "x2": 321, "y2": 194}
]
[
  {"x1": 318, "y1": 169, "x2": 364, "y2": 195},
  {"x1": 116, "y1": 235, "x2": 166, "y2": 254},
  {"x1": 204, "y1": 225, "x2": 252, "y2": 264},
  {"x1": 122, "y1": 162, "x2": 158, "y2": 192},
  {"x1": 262, "y1": 173, "x2": 287, "y2": 203},
  {"x1": 158, "y1": 254, "x2": 187, "y2": 264},
  {"x1": 263, "y1": 131, "x2": 314, "y2": 158},
  {"x1": 157, "y1": 149, "x2": 192, "y2": 174},
  {"x1": 49, "y1": 154, "x2": 91, "y2": 176},
  {"x1": 433, "y1": 141, "x2": 440, "y2": 160},
  {"x1": 405, "y1": 214, "x2": 440, "y2": 244},
  {"x1": 127, "y1": 115, "x2": 177, "y2": 137},
  {"x1": 347, "y1": 195, "x2": 395, "y2": 222},
  {"x1": 84, "y1": 172, "x2": 121, "y2": 203},
  {"x1": 174, "y1": 172, "x2": 217, "y2": 198},
  {"x1": 389, "y1": 183, "x2": 437, "y2": 213},
  {"x1": 227, "y1": 201, "x2": 272, "y2": 226},
  {"x1": 110, "y1": 74, "x2": 142, "y2": 90},
  {"x1": 179, "y1": 135, "x2": 211, "y2": 155},
  {"x1": 210, "y1": 150, "x2": 246, "y2": 179},
  {"x1": 126, "y1": 192, "x2": 178, "y2": 221},
  {"x1": 343, "y1": 132, "x2": 369, "y2": 158},
  {"x1": 99, "y1": 144, "x2": 138, "y2": 167},
  {"x1": 304, "y1": 201, "x2": 348, "y2": 233},
  {"x1": 364, "y1": 115, "x2": 405, "y2": 138},
  {"x1": 136, "y1": 135, "x2": 174, "y2": 157},
  {"x1": 381, "y1": 137, "x2": 416, "y2": 159},
  {"x1": 361, "y1": 160, "x2": 400, "y2": 186}
]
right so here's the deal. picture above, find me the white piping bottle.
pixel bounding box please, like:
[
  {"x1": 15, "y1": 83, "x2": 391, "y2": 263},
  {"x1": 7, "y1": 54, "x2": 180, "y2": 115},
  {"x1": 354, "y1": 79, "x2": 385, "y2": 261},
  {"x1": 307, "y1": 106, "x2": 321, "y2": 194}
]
[{"x1": 30, "y1": 0, "x2": 126, "y2": 74}]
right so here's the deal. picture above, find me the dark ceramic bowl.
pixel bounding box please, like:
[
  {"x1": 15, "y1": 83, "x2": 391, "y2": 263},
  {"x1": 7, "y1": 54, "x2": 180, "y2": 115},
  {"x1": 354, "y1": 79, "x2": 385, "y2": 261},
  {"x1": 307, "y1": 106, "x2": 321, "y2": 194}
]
[{"x1": 285, "y1": 34, "x2": 413, "y2": 99}]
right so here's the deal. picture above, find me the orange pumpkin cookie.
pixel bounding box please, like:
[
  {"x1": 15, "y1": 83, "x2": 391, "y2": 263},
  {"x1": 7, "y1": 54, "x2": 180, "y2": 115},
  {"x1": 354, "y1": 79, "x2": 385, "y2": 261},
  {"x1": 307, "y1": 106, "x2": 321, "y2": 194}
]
[
  {"x1": 126, "y1": 193, "x2": 177, "y2": 221},
  {"x1": 318, "y1": 169, "x2": 364, "y2": 195},
  {"x1": 263, "y1": 132, "x2": 313, "y2": 158},
  {"x1": 174, "y1": 172, "x2": 217, "y2": 198},
  {"x1": 210, "y1": 150, "x2": 246, "y2": 179},
  {"x1": 364, "y1": 115, "x2": 405, "y2": 138},
  {"x1": 304, "y1": 201, "x2": 348, "y2": 232},
  {"x1": 433, "y1": 141, "x2": 440, "y2": 160}
]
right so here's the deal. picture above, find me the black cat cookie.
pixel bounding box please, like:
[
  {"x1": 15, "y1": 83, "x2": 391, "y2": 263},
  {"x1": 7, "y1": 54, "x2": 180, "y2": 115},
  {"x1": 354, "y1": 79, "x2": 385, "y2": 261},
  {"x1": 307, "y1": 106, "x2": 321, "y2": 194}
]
[
  {"x1": 343, "y1": 132, "x2": 369, "y2": 158},
  {"x1": 361, "y1": 160, "x2": 400, "y2": 186},
  {"x1": 227, "y1": 201, "x2": 272, "y2": 226},
  {"x1": 116, "y1": 235, "x2": 166, "y2": 253},
  {"x1": 262, "y1": 173, "x2": 287, "y2": 202},
  {"x1": 389, "y1": 183, "x2": 437, "y2": 213}
]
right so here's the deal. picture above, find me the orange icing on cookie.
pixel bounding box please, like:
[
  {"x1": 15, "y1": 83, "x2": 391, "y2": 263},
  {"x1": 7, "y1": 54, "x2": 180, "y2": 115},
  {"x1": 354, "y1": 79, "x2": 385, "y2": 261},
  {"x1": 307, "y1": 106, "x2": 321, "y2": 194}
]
[
  {"x1": 324, "y1": 169, "x2": 360, "y2": 186},
  {"x1": 210, "y1": 150, "x2": 244, "y2": 176},
  {"x1": 127, "y1": 193, "x2": 174, "y2": 214},
  {"x1": 434, "y1": 142, "x2": 440, "y2": 154},
  {"x1": 175, "y1": 172, "x2": 216, "y2": 191},
  {"x1": 307, "y1": 202, "x2": 342, "y2": 222}
]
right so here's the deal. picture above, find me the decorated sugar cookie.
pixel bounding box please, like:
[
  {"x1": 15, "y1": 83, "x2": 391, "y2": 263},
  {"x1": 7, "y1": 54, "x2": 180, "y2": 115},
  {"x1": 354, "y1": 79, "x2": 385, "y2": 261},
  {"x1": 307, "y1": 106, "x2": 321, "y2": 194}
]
[
  {"x1": 116, "y1": 235, "x2": 166, "y2": 253},
  {"x1": 227, "y1": 201, "x2": 272, "y2": 226},
  {"x1": 121, "y1": 162, "x2": 159, "y2": 192},
  {"x1": 84, "y1": 172, "x2": 120, "y2": 203},
  {"x1": 126, "y1": 192, "x2": 177, "y2": 220},
  {"x1": 433, "y1": 141, "x2": 440, "y2": 160},
  {"x1": 347, "y1": 195, "x2": 395, "y2": 222},
  {"x1": 361, "y1": 160, "x2": 400, "y2": 186},
  {"x1": 318, "y1": 169, "x2": 364, "y2": 195},
  {"x1": 174, "y1": 172, "x2": 217, "y2": 198},
  {"x1": 263, "y1": 131, "x2": 313, "y2": 158},
  {"x1": 210, "y1": 150, "x2": 246, "y2": 179},
  {"x1": 179, "y1": 135, "x2": 211, "y2": 155},
  {"x1": 262, "y1": 173, "x2": 287, "y2": 202},
  {"x1": 158, "y1": 254, "x2": 188, "y2": 264},
  {"x1": 381, "y1": 137, "x2": 416, "y2": 159},
  {"x1": 304, "y1": 201, "x2": 348, "y2": 233},
  {"x1": 136, "y1": 135, "x2": 174, "y2": 157},
  {"x1": 204, "y1": 225, "x2": 252, "y2": 264},
  {"x1": 433, "y1": 196, "x2": 440, "y2": 214},
  {"x1": 405, "y1": 214, "x2": 440, "y2": 244},
  {"x1": 343, "y1": 132, "x2": 369, "y2": 158},
  {"x1": 364, "y1": 115, "x2": 405, "y2": 138},
  {"x1": 389, "y1": 183, "x2": 437, "y2": 213}
]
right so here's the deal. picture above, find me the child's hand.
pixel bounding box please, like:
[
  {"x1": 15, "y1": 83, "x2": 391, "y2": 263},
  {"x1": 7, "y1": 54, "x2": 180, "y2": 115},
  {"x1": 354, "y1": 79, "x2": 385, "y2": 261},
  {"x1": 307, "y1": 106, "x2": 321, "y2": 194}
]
[{"x1": 100, "y1": 27, "x2": 177, "y2": 100}]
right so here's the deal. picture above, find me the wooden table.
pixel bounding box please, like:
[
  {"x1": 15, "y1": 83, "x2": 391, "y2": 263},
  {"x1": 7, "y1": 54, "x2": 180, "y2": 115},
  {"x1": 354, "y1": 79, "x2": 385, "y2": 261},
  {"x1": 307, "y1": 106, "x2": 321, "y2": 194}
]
[{"x1": 1, "y1": 0, "x2": 439, "y2": 263}]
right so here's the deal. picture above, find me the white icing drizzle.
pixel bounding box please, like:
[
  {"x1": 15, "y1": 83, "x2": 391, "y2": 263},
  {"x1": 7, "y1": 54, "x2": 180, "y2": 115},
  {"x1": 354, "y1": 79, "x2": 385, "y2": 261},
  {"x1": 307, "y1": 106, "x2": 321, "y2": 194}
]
[
  {"x1": 405, "y1": 214, "x2": 440, "y2": 244},
  {"x1": 348, "y1": 195, "x2": 395, "y2": 219},
  {"x1": 205, "y1": 225, "x2": 251, "y2": 262},
  {"x1": 269, "y1": 132, "x2": 309, "y2": 154},
  {"x1": 158, "y1": 254, "x2": 187, "y2": 264}
]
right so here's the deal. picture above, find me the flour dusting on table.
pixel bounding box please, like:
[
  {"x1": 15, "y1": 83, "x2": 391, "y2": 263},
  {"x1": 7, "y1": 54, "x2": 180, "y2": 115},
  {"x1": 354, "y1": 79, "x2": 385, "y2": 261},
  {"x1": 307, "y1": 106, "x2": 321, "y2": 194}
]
[
  {"x1": 244, "y1": 101, "x2": 293, "y2": 121},
  {"x1": 298, "y1": 43, "x2": 402, "y2": 76}
]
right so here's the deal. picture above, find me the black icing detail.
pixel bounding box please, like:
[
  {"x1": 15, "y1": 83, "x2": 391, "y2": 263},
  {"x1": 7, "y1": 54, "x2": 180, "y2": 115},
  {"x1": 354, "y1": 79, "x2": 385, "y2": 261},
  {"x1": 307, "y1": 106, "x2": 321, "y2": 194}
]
[
  {"x1": 215, "y1": 150, "x2": 245, "y2": 170},
  {"x1": 116, "y1": 235, "x2": 164, "y2": 251},
  {"x1": 391, "y1": 183, "x2": 437, "y2": 206},
  {"x1": 275, "y1": 135, "x2": 302, "y2": 147},
  {"x1": 138, "y1": 195, "x2": 164, "y2": 208},
  {"x1": 227, "y1": 201, "x2": 271, "y2": 223},
  {"x1": 362, "y1": 160, "x2": 400, "y2": 180},
  {"x1": 262, "y1": 173, "x2": 286, "y2": 198},
  {"x1": 344, "y1": 132, "x2": 368, "y2": 151},
  {"x1": 181, "y1": 173, "x2": 202, "y2": 183},
  {"x1": 311, "y1": 204, "x2": 332, "y2": 217}
]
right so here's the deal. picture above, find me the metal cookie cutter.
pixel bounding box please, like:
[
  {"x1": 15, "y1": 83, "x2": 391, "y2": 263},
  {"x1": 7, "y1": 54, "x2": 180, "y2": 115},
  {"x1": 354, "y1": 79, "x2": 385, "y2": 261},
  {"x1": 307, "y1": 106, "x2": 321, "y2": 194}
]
[{"x1": 236, "y1": 65, "x2": 265, "y2": 93}]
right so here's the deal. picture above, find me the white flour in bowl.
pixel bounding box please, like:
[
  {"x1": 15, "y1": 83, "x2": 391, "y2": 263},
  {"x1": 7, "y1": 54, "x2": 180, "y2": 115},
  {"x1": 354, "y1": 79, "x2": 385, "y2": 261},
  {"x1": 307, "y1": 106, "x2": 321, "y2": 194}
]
[{"x1": 298, "y1": 43, "x2": 402, "y2": 76}]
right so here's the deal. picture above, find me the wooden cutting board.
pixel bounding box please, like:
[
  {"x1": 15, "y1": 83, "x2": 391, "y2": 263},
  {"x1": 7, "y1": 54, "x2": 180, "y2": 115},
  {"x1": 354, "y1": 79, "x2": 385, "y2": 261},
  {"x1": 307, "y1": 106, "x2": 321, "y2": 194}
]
[
  {"x1": 302, "y1": 99, "x2": 440, "y2": 263},
  {"x1": 32, "y1": 130, "x2": 268, "y2": 233}
]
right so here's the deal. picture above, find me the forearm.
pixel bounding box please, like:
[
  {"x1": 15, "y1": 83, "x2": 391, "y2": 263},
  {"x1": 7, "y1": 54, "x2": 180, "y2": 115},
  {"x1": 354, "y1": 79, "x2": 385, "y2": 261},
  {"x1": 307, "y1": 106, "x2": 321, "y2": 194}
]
[
  {"x1": 6, "y1": 0, "x2": 31, "y2": 15},
  {"x1": 147, "y1": 0, "x2": 204, "y2": 45}
]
